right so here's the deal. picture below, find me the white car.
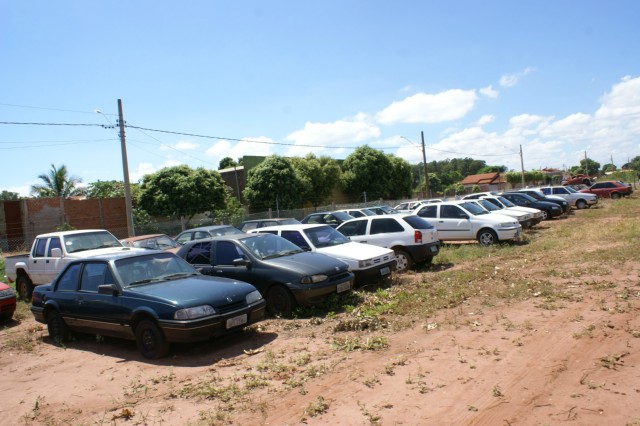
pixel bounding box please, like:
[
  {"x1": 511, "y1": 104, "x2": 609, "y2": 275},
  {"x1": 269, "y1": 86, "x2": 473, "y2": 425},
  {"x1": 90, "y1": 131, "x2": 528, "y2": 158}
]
[
  {"x1": 479, "y1": 195, "x2": 544, "y2": 226},
  {"x1": 412, "y1": 200, "x2": 521, "y2": 245},
  {"x1": 464, "y1": 198, "x2": 533, "y2": 229},
  {"x1": 393, "y1": 201, "x2": 425, "y2": 213},
  {"x1": 536, "y1": 186, "x2": 598, "y2": 209},
  {"x1": 336, "y1": 214, "x2": 440, "y2": 272},
  {"x1": 333, "y1": 208, "x2": 378, "y2": 218},
  {"x1": 249, "y1": 224, "x2": 397, "y2": 285}
]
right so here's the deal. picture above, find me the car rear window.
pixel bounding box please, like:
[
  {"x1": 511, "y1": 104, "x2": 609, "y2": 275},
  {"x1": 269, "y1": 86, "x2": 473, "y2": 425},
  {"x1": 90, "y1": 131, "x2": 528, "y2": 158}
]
[{"x1": 402, "y1": 215, "x2": 434, "y2": 229}]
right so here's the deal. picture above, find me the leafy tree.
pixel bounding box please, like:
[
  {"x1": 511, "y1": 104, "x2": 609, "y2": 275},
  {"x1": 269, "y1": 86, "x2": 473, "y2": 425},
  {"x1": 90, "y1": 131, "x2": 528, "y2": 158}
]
[
  {"x1": 84, "y1": 180, "x2": 125, "y2": 198},
  {"x1": 387, "y1": 155, "x2": 413, "y2": 199},
  {"x1": 524, "y1": 170, "x2": 544, "y2": 186},
  {"x1": 342, "y1": 145, "x2": 392, "y2": 200},
  {"x1": 622, "y1": 156, "x2": 640, "y2": 172},
  {"x1": 572, "y1": 158, "x2": 600, "y2": 176},
  {"x1": 138, "y1": 165, "x2": 227, "y2": 228},
  {"x1": 425, "y1": 173, "x2": 442, "y2": 195},
  {"x1": 505, "y1": 171, "x2": 523, "y2": 187},
  {"x1": 30, "y1": 164, "x2": 83, "y2": 198},
  {"x1": 0, "y1": 190, "x2": 20, "y2": 200},
  {"x1": 290, "y1": 154, "x2": 342, "y2": 207},
  {"x1": 243, "y1": 155, "x2": 302, "y2": 211},
  {"x1": 602, "y1": 163, "x2": 617, "y2": 173},
  {"x1": 218, "y1": 157, "x2": 237, "y2": 169},
  {"x1": 477, "y1": 165, "x2": 507, "y2": 173}
]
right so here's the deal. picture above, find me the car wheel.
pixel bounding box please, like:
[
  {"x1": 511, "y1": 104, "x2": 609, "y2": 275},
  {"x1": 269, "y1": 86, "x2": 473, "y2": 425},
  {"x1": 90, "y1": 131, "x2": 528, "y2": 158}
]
[
  {"x1": 135, "y1": 319, "x2": 170, "y2": 359},
  {"x1": 611, "y1": 192, "x2": 621, "y2": 200},
  {"x1": 266, "y1": 285, "x2": 295, "y2": 317},
  {"x1": 540, "y1": 209, "x2": 549, "y2": 220},
  {"x1": 575, "y1": 200, "x2": 587, "y2": 209},
  {"x1": 393, "y1": 249, "x2": 413, "y2": 272},
  {"x1": 477, "y1": 229, "x2": 498, "y2": 246},
  {"x1": 47, "y1": 310, "x2": 71, "y2": 344},
  {"x1": 16, "y1": 275, "x2": 34, "y2": 301}
]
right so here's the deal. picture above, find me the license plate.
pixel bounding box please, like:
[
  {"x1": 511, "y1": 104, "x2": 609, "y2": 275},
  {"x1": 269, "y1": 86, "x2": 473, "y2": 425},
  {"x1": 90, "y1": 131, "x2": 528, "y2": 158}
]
[
  {"x1": 226, "y1": 314, "x2": 247, "y2": 329},
  {"x1": 380, "y1": 266, "x2": 391, "y2": 276},
  {"x1": 429, "y1": 245, "x2": 438, "y2": 253},
  {"x1": 337, "y1": 281, "x2": 351, "y2": 293}
]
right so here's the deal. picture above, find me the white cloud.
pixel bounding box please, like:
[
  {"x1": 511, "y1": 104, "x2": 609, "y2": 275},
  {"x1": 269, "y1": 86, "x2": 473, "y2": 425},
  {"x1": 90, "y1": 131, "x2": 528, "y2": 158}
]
[
  {"x1": 129, "y1": 162, "x2": 157, "y2": 183},
  {"x1": 160, "y1": 139, "x2": 198, "y2": 151},
  {"x1": 476, "y1": 114, "x2": 495, "y2": 126},
  {"x1": 479, "y1": 85, "x2": 499, "y2": 98},
  {"x1": 284, "y1": 116, "x2": 380, "y2": 157},
  {"x1": 499, "y1": 67, "x2": 534, "y2": 88},
  {"x1": 205, "y1": 137, "x2": 275, "y2": 166},
  {"x1": 376, "y1": 89, "x2": 478, "y2": 125}
]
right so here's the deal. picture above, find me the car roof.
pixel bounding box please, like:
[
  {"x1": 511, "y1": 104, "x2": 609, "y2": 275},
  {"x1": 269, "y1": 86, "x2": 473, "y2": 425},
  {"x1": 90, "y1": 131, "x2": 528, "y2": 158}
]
[
  {"x1": 36, "y1": 229, "x2": 116, "y2": 238},
  {"x1": 251, "y1": 223, "x2": 329, "y2": 232},
  {"x1": 121, "y1": 234, "x2": 168, "y2": 242},
  {"x1": 183, "y1": 225, "x2": 238, "y2": 232}
]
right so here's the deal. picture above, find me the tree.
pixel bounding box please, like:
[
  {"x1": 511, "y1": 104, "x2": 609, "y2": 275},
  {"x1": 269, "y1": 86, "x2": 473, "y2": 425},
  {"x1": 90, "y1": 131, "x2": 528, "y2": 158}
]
[
  {"x1": 602, "y1": 163, "x2": 617, "y2": 173},
  {"x1": 218, "y1": 157, "x2": 237, "y2": 169},
  {"x1": 84, "y1": 180, "x2": 125, "y2": 198},
  {"x1": 505, "y1": 171, "x2": 523, "y2": 187},
  {"x1": 573, "y1": 158, "x2": 600, "y2": 176},
  {"x1": 290, "y1": 154, "x2": 342, "y2": 208},
  {"x1": 138, "y1": 165, "x2": 228, "y2": 228},
  {"x1": 30, "y1": 164, "x2": 83, "y2": 198},
  {"x1": 387, "y1": 155, "x2": 413, "y2": 198},
  {"x1": 243, "y1": 155, "x2": 302, "y2": 211},
  {"x1": 342, "y1": 145, "x2": 392, "y2": 200},
  {"x1": 622, "y1": 156, "x2": 640, "y2": 172},
  {"x1": 477, "y1": 165, "x2": 507, "y2": 173},
  {"x1": 0, "y1": 190, "x2": 20, "y2": 200}
]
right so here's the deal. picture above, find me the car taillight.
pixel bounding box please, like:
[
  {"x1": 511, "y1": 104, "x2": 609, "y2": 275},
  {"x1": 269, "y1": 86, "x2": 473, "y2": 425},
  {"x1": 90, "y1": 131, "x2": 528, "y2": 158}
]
[{"x1": 414, "y1": 230, "x2": 423, "y2": 243}]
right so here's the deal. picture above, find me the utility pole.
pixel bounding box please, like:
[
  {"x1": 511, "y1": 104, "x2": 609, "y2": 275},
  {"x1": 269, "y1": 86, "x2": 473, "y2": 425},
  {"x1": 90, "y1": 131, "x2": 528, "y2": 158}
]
[
  {"x1": 584, "y1": 151, "x2": 588, "y2": 175},
  {"x1": 519, "y1": 144, "x2": 525, "y2": 188},
  {"x1": 117, "y1": 99, "x2": 135, "y2": 237},
  {"x1": 421, "y1": 131, "x2": 429, "y2": 198}
]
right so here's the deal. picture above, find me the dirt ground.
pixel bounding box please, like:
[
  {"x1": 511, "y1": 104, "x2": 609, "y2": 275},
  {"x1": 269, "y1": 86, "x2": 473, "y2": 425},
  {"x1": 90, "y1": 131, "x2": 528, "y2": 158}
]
[{"x1": 1, "y1": 212, "x2": 640, "y2": 426}]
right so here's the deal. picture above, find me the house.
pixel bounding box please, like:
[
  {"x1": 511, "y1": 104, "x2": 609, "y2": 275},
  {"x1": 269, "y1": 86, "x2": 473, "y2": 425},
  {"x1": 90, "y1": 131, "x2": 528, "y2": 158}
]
[{"x1": 459, "y1": 172, "x2": 507, "y2": 192}]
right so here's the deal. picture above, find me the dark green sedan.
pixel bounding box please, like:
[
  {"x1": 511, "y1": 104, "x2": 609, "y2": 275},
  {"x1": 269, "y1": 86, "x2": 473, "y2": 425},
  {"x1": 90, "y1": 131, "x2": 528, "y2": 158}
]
[{"x1": 30, "y1": 250, "x2": 266, "y2": 358}]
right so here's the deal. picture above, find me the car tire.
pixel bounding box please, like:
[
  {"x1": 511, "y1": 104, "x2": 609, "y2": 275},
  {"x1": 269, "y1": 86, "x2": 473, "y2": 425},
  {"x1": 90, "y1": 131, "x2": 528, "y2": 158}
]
[
  {"x1": 477, "y1": 229, "x2": 498, "y2": 246},
  {"x1": 575, "y1": 200, "x2": 587, "y2": 209},
  {"x1": 611, "y1": 192, "x2": 621, "y2": 200},
  {"x1": 16, "y1": 275, "x2": 34, "y2": 301},
  {"x1": 266, "y1": 285, "x2": 295, "y2": 317},
  {"x1": 540, "y1": 209, "x2": 549, "y2": 220},
  {"x1": 135, "y1": 319, "x2": 170, "y2": 359},
  {"x1": 47, "y1": 310, "x2": 71, "y2": 344},
  {"x1": 394, "y1": 249, "x2": 414, "y2": 272}
]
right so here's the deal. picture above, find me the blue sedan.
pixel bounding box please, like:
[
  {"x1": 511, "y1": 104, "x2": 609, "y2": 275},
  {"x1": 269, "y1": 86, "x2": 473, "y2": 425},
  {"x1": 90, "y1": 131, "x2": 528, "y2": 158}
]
[{"x1": 30, "y1": 250, "x2": 266, "y2": 358}]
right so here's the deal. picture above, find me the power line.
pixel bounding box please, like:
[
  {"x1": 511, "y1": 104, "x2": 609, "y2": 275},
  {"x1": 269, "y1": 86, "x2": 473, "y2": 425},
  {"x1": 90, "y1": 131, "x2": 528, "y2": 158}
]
[{"x1": 0, "y1": 121, "x2": 107, "y2": 127}]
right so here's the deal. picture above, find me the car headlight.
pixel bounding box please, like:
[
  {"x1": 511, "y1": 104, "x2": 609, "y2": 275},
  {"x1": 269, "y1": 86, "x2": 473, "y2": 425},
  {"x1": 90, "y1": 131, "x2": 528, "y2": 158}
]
[
  {"x1": 301, "y1": 274, "x2": 328, "y2": 284},
  {"x1": 245, "y1": 290, "x2": 263, "y2": 305},
  {"x1": 358, "y1": 259, "x2": 375, "y2": 268},
  {"x1": 552, "y1": 206, "x2": 560, "y2": 210},
  {"x1": 174, "y1": 305, "x2": 216, "y2": 320},
  {"x1": 0, "y1": 288, "x2": 16, "y2": 298}
]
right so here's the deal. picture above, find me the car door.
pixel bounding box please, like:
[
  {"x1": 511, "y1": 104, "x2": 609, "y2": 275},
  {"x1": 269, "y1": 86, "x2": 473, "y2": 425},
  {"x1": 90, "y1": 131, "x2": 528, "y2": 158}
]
[
  {"x1": 437, "y1": 205, "x2": 473, "y2": 239},
  {"x1": 367, "y1": 217, "x2": 404, "y2": 248},
  {"x1": 337, "y1": 219, "x2": 369, "y2": 242},
  {"x1": 181, "y1": 241, "x2": 214, "y2": 271},
  {"x1": 28, "y1": 237, "x2": 49, "y2": 283},
  {"x1": 44, "y1": 237, "x2": 65, "y2": 284},
  {"x1": 211, "y1": 240, "x2": 254, "y2": 283}
]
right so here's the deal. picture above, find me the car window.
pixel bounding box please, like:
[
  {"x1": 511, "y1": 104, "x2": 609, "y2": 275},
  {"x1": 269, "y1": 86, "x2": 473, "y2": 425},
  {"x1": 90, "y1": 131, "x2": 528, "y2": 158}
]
[
  {"x1": 280, "y1": 230, "x2": 310, "y2": 250},
  {"x1": 214, "y1": 241, "x2": 244, "y2": 266},
  {"x1": 56, "y1": 263, "x2": 81, "y2": 292},
  {"x1": 240, "y1": 222, "x2": 258, "y2": 232},
  {"x1": 80, "y1": 262, "x2": 113, "y2": 293},
  {"x1": 371, "y1": 218, "x2": 403, "y2": 234},
  {"x1": 349, "y1": 211, "x2": 364, "y2": 218},
  {"x1": 402, "y1": 215, "x2": 434, "y2": 229},
  {"x1": 48, "y1": 237, "x2": 62, "y2": 255},
  {"x1": 441, "y1": 205, "x2": 467, "y2": 219},
  {"x1": 175, "y1": 232, "x2": 192, "y2": 244},
  {"x1": 338, "y1": 220, "x2": 367, "y2": 236},
  {"x1": 416, "y1": 205, "x2": 437, "y2": 218},
  {"x1": 305, "y1": 215, "x2": 324, "y2": 224},
  {"x1": 184, "y1": 241, "x2": 212, "y2": 264},
  {"x1": 33, "y1": 238, "x2": 47, "y2": 257},
  {"x1": 194, "y1": 231, "x2": 210, "y2": 239}
]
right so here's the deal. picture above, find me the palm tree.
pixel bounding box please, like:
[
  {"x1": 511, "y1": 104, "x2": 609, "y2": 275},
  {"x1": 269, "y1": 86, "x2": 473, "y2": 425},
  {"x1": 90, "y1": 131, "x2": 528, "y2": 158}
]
[{"x1": 30, "y1": 164, "x2": 84, "y2": 198}]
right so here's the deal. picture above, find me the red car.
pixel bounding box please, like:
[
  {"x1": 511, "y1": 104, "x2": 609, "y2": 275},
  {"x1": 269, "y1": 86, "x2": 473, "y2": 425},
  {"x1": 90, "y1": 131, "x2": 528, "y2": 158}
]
[
  {"x1": 0, "y1": 282, "x2": 17, "y2": 321},
  {"x1": 580, "y1": 181, "x2": 633, "y2": 199}
]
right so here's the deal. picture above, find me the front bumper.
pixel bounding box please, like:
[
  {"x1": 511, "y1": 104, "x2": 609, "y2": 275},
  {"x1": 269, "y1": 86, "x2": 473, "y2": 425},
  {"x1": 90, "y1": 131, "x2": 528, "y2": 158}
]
[
  {"x1": 290, "y1": 272, "x2": 355, "y2": 306},
  {"x1": 159, "y1": 301, "x2": 266, "y2": 343},
  {"x1": 353, "y1": 260, "x2": 398, "y2": 286}
]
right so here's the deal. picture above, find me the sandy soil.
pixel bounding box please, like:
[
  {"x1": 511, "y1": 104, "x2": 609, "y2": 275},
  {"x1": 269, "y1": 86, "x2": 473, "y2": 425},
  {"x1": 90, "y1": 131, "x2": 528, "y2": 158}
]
[{"x1": 1, "y1": 216, "x2": 640, "y2": 425}]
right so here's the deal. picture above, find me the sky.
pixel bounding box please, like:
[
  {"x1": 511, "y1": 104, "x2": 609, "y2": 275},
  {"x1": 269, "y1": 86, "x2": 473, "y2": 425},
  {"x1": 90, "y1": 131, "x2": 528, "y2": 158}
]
[{"x1": 2, "y1": 1, "x2": 640, "y2": 197}]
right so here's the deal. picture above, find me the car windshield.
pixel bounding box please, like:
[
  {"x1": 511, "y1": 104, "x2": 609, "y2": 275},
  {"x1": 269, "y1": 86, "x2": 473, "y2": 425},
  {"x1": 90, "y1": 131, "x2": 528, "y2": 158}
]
[
  {"x1": 131, "y1": 235, "x2": 179, "y2": 250},
  {"x1": 65, "y1": 231, "x2": 122, "y2": 254},
  {"x1": 477, "y1": 199, "x2": 500, "y2": 211},
  {"x1": 115, "y1": 252, "x2": 197, "y2": 286},
  {"x1": 240, "y1": 234, "x2": 304, "y2": 259},
  {"x1": 304, "y1": 225, "x2": 349, "y2": 248},
  {"x1": 360, "y1": 209, "x2": 377, "y2": 216},
  {"x1": 459, "y1": 202, "x2": 489, "y2": 215},
  {"x1": 564, "y1": 186, "x2": 578, "y2": 193},
  {"x1": 524, "y1": 190, "x2": 544, "y2": 200},
  {"x1": 496, "y1": 196, "x2": 516, "y2": 207},
  {"x1": 208, "y1": 226, "x2": 244, "y2": 236}
]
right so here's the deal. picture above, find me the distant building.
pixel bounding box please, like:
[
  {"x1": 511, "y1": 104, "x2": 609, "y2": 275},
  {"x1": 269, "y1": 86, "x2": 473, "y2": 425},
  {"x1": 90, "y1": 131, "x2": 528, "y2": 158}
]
[{"x1": 459, "y1": 172, "x2": 507, "y2": 192}]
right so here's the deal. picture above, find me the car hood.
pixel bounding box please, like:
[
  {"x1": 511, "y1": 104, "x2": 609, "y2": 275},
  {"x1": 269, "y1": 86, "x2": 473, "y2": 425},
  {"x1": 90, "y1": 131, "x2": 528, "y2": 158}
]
[
  {"x1": 265, "y1": 252, "x2": 349, "y2": 274},
  {"x1": 316, "y1": 241, "x2": 393, "y2": 261},
  {"x1": 127, "y1": 274, "x2": 258, "y2": 307}
]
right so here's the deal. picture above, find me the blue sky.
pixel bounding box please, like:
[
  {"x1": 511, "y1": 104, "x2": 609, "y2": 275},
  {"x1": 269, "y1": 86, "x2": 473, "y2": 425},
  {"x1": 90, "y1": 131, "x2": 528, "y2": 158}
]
[{"x1": 2, "y1": 1, "x2": 639, "y2": 196}]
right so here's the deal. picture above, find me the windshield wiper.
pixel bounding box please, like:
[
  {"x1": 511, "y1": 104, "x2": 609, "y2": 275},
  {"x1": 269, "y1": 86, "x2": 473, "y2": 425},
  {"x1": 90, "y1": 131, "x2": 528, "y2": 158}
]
[
  {"x1": 162, "y1": 273, "x2": 196, "y2": 280},
  {"x1": 128, "y1": 278, "x2": 156, "y2": 286}
]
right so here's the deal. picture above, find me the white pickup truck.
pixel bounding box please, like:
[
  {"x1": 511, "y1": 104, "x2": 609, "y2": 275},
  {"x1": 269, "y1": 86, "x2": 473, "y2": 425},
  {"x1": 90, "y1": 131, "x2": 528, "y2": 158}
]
[{"x1": 3, "y1": 229, "x2": 133, "y2": 300}]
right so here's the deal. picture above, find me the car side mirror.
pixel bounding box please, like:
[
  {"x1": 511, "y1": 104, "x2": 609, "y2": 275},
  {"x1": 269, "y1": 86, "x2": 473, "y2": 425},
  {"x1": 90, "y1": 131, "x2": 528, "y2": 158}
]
[
  {"x1": 98, "y1": 284, "x2": 119, "y2": 296},
  {"x1": 51, "y1": 248, "x2": 62, "y2": 258},
  {"x1": 461, "y1": 214, "x2": 469, "y2": 220}
]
